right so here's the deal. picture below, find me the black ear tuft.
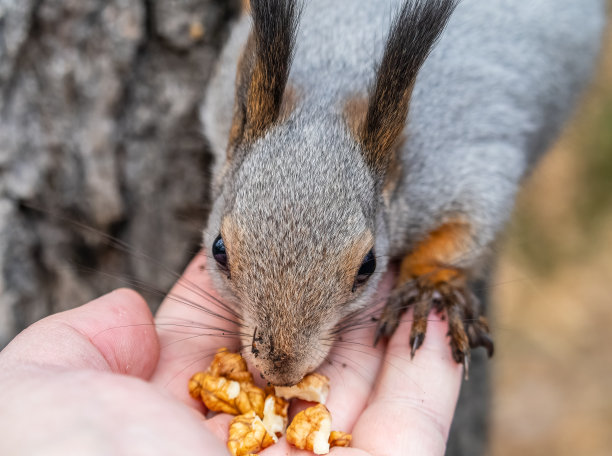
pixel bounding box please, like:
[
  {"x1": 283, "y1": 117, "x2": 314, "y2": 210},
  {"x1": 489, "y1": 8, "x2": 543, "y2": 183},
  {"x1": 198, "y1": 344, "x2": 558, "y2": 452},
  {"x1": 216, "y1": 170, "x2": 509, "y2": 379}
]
[
  {"x1": 358, "y1": 0, "x2": 458, "y2": 175},
  {"x1": 229, "y1": 0, "x2": 302, "y2": 152}
]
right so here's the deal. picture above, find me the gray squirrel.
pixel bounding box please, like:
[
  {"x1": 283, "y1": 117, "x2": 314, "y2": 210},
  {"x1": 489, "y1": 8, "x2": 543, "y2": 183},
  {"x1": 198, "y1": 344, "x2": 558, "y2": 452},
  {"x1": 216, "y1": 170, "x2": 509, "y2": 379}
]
[{"x1": 201, "y1": 0, "x2": 605, "y2": 387}]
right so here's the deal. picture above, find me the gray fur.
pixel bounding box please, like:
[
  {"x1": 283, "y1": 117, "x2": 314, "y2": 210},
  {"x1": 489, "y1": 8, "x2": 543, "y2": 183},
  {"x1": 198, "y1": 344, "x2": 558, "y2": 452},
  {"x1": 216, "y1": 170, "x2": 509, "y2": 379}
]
[
  {"x1": 209, "y1": 108, "x2": 388, "y2": 385},
  {"x1": 201, "y1": 0, "x2": 604, "y2": 402}
]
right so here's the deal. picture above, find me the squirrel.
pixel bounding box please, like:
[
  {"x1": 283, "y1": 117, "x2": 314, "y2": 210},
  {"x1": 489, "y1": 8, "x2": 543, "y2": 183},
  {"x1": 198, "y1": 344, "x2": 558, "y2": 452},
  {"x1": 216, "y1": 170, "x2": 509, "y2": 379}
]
[{"x1": 200, "y1": 0, "x2": 604, "y2": 386}]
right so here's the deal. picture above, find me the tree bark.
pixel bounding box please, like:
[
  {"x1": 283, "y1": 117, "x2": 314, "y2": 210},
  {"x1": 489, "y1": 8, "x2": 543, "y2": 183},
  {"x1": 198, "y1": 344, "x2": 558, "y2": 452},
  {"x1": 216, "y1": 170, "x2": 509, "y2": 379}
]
[{"x1": 0, "y1": 0, "x2": 240, "y2": 346}]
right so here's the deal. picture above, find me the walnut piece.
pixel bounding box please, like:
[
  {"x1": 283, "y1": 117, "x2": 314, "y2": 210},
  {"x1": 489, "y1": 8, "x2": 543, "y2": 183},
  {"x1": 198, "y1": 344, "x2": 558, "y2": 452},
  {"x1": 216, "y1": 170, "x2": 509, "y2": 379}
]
[
  {"x1": 208, "y1": 347, "x2": 253, "y2": 383},
  {"x1": 228, "y1": 411, "x2": 276, "y2": 456},
  {"x1": 286, "y1": 404, "x2": 332, "y2": 455},
  {"x1": 187, "y1": 372, "x2": 208, "y2": 400},
  {"x1": 189, "y1": 350, "x2": 350, "y2": 455},
  {"x1": 235, "y1": 380, "x2": 266, "y2": 418},
  {"x1": 329, "y1": 430, "x2": 352, "y2": 448},
  {"x1": 190, "y1": 373, "x2": 242, "y2": 415},
  {"x1": 262, "y1": 394, "x2": 289, "y2": 438},
  {"x1": 188, "y1": 373, "x2": 265, "y2": 417},
  {"x1": 275, "y1": 373, "x2": 330, "y2": 404}
]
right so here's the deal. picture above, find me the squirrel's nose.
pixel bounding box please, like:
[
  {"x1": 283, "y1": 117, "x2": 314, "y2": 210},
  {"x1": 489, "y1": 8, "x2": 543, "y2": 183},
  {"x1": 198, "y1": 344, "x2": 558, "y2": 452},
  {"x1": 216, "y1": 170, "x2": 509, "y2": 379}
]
[
  {"x1": 269, "y1": 348, "x2": 291, "y2": 369},
  {"x1": 248, "y1": 328, "x2": 321, "y2": 386},
  {"x1": 252, "y1": 329, "x2": 294, "y2": 364},
  {"x1": 252, "y1": 347, "x2": 309, "y2": 386},
  {"x1": 262, "y1": 368, "x2": 306, "y2": 387}
]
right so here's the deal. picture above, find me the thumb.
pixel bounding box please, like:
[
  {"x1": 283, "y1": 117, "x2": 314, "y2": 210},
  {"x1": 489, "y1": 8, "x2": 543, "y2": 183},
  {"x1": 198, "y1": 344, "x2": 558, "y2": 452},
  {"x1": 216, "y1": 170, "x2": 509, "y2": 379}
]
[{"x1": 0, "y1": 289, "x2": 160, "y2": 379}]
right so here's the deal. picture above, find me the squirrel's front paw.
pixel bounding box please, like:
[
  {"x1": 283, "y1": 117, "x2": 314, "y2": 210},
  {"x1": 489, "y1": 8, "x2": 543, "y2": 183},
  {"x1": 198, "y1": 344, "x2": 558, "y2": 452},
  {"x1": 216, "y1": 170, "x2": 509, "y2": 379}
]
[{"x1": 374, "y1": 274, "x2": 494, "y2": 377}]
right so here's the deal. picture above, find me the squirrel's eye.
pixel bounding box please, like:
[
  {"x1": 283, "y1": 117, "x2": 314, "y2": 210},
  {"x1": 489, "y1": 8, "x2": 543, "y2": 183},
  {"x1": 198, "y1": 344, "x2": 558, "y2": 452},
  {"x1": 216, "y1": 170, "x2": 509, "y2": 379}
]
[
  {"x1": 353, "y1": 249, "x2": 376, "y2": 290},
  {"x1": 212, "y1": 234, "x2": 229, "y2": 275}
]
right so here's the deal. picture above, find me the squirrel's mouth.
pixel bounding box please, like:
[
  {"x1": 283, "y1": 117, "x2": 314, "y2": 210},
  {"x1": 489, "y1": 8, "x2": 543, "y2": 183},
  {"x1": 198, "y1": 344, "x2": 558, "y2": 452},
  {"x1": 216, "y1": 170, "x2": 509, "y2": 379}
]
[
  {"x1": 243, "y1": 343, "x2": 327, "y2": 387},
  {"x1": 240, "y1": 318, "x2": 334, "y2": 387},
  {"x1": 249, "y1": 357, "x2": 314, "y2": 387}
]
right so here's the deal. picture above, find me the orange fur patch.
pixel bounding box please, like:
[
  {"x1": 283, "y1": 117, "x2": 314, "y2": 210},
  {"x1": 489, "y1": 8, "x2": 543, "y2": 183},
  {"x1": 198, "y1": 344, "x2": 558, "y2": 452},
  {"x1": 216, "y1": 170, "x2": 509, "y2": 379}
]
[
  {"x1": 398, "y1": 221, "x2": 472, "y2": 286},
  {"x1": 244, "y1": 59, "x2": 279, "y2": 140},
  {"x1": 344, "y1": 95, "x2": 368, "y2": 140},
  {"x1": 242, "y1": 0, "x2": 250, "y2": 15},
  {"x1": 220, "y1": 217, "x2": 245, "y2": 276}
]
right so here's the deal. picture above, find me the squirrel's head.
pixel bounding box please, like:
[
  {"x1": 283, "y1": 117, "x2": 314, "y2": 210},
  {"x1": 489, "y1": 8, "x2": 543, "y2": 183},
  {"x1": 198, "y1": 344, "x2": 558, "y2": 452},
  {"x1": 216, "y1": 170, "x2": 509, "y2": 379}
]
[{"x1": 205, "y1": 0, "x2": 456, "y2": 385}]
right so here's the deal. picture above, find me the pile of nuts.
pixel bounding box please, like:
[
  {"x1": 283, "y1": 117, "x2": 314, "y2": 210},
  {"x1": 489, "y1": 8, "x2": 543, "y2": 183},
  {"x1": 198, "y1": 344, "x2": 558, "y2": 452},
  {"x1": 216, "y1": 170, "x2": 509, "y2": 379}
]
[{"x1": 188, "y1": 348, "x2": 352, "y2": 455}]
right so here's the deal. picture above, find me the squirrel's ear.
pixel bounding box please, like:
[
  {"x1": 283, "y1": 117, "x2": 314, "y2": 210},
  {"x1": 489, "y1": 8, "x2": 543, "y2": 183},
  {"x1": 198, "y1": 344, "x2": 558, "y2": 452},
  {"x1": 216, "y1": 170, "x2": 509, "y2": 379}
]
[
  {"x1": 351, "y1": 0, "x2": 457, "y2": 176},
  {"x1": 228, "y1": 0, "x2": 301, "y2": 154}
]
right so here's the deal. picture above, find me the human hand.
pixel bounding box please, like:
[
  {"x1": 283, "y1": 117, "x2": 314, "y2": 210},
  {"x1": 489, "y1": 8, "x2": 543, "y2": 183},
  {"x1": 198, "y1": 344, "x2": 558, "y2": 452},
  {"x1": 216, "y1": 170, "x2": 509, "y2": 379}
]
[{"x1": 0, "y1": 252, "x2": 462, "y2": 455}]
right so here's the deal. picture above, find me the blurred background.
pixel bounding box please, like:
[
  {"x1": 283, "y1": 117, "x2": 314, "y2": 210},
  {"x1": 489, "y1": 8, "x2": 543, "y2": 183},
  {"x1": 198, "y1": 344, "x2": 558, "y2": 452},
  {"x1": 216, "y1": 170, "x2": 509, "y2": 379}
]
[
  {"x1": 0, "y1": 1, "x2": 610, "y2": 455},
  {"x1": 490, "y1": 15, "x2": 612, "y2": 456}
]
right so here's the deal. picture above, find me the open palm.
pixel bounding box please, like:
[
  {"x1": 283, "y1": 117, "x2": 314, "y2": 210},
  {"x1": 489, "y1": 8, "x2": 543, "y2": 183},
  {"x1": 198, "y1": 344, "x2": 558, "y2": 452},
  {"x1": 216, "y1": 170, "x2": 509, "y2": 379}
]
[{"x1": 0, "y1": 253, "x2": 462, "y2": 455}]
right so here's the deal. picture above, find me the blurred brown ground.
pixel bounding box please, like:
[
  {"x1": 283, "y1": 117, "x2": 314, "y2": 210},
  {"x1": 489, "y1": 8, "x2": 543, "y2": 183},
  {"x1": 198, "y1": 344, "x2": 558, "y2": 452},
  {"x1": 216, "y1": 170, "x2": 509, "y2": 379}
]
[{"x1": 490, "y1": 8, "x2": 612, "y2": 456}]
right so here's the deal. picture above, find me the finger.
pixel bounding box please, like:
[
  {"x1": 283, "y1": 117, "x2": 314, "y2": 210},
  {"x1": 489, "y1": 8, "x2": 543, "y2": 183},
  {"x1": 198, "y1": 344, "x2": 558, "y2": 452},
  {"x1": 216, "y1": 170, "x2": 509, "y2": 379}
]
[
  {"x1": 0, "y1": 289, "x2": 159, "y2": 380},
  {"x1": 204, "y1": 414, "x2": 234, "y2": 444},
  {"x1": 259, "y1": 439, "x2": 371, "y2": 456},
  {"x1": 352, "y1": 309, "x2": 462, "y2": 455},
  {"x1": 151, "y1": 251, "x2": 243, "y2": 405},
  {"x1": 313, "y1": 270, "x2": 394, "y2": 433}
]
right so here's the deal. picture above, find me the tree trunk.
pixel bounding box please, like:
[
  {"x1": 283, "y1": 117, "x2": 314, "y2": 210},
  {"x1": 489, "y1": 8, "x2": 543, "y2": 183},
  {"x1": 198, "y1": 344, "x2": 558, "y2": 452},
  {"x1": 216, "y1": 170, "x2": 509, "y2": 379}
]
[{"x1": 0, "y1": 0, "x2": 240, "y2": 346}]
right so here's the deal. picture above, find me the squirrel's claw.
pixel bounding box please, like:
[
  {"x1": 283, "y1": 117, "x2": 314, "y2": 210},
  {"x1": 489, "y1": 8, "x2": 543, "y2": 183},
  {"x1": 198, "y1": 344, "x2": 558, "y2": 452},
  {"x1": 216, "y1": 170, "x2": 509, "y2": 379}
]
[
  {"x1": 409, "y1": 293, "x2": 434, "y2": 357},
  {"x1": 373, "y1": 311, "x2": 398, "y2": 347},
  {"x1": 467, "y1": 316, "x2": 495, "y2": 358},
  {"x1": 373, "y1": 324, "x2": 388, "y2": 347},
  {"x1": 375, "y1": 274, "x2": 494, "y2": 376},
  {"x1": 410, "y1": 332, "x2": 425, "y2": 358},
  {"x1": 463, "y1": 356, "x2": 470, "y2": 380},
  {"x1": 374, "y1": 283, "x2": 420, "y2": 347}
]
